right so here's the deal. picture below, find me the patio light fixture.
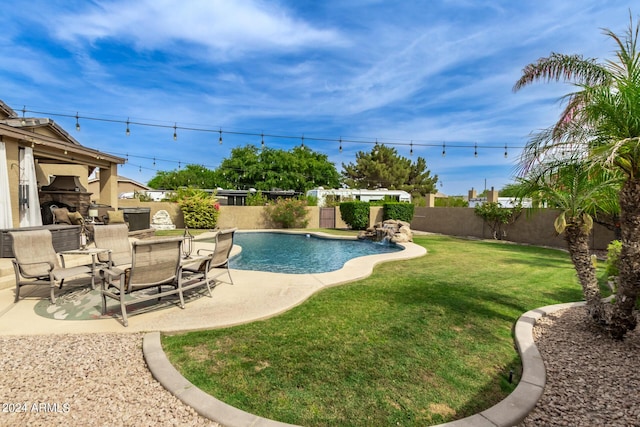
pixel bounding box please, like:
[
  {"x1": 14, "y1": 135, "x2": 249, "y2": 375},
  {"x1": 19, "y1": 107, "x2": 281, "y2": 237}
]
[{"x1": 182, "y1": 227, "x2": 194, "y2": 258}]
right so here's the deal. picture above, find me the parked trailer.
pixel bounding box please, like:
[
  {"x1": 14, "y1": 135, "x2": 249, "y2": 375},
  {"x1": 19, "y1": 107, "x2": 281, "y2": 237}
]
[{"x1": 307, "y1": 187, "x2": 411, "y2": 207}]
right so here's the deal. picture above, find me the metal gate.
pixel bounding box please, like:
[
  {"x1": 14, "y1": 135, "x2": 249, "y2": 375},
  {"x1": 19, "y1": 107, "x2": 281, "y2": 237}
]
[{"x1": 319, "y1": 207, "x2": 335, "y2": 228}]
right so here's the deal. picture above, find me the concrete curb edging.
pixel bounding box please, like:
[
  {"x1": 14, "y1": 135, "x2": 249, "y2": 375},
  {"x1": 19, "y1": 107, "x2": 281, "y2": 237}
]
[
  {"x1": 144, "y1": 301, "x2": 585, "y2": 427},
  {"x1": 435, "y1": 301, "x2": 585, "y2": 427},
  {"x1": 143, "y1": 331, "x2": 299, "y2": 427}
]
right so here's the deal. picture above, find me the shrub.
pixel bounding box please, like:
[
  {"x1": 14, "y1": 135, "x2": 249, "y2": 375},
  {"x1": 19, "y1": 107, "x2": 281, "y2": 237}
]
[
  {"x1": 264, "y1": 198, "x2": 309, "y2": 228},
  {"x1": 246, "y1": 191, "x2": 268, "y2": 206},
  {"x1": 605, "y1": 240, "x2": 622, "y2": 278},
  {"x1": 474, "y1": 202, "x2": 522, "y2": 240},
  {"x1": 383, "y1": 203, "x2": 415, "y2": 222},
  {"x1": 340, "y1": 201, "x2": 370, "y2": 230},
  {"x1": 435, "y1": 197, "x2": 468, "y2": 207},
  {"x1": 177, "y1": 187, "x2": 220, "y2": 229}
]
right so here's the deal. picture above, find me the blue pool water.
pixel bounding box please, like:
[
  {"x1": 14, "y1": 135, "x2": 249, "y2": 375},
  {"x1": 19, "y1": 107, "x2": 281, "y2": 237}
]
[{"x1": 227, "y1": 232, "x2": 403, "y2": 274}]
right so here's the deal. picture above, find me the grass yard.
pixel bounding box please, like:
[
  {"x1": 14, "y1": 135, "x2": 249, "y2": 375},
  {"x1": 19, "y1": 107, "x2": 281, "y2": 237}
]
[{"x1": 162, "y1": 234, "x2": 589, "y2": 426}]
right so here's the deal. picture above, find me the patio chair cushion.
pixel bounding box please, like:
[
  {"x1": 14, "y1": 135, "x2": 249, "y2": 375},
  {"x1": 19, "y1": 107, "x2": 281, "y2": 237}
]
[
  {"x1": 52, "y1": 208, "x2": 72, "y2": 225},
  {"x1": 68, "y1": 211, "x2": 84, "y2": 225},
  {"x1": 107, "y1": 210, "x2": 125, "y2": 224}
]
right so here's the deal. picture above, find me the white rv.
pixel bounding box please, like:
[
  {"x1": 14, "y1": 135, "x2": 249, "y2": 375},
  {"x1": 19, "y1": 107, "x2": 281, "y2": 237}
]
[{"x1": 307, "y1": 187, "x2": 412, "y2": 207}]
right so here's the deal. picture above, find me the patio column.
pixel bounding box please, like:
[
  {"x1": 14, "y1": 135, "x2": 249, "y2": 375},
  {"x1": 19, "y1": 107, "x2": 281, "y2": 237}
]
[
  {"x1": 0, "y1": 140, "x2": 13, "y2": 228},
  {"x1": 98, "y1": 164, "x2": 119, "y2": 209}
]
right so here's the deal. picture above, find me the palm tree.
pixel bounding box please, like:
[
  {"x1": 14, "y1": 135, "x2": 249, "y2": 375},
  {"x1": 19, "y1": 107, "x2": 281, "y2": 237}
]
[
  {"x1": 516, "y1": 159, "x2": 622, "y2": 325},
  {"x1": 514, "y1": 14, "x2": 640, "y2": 339}
]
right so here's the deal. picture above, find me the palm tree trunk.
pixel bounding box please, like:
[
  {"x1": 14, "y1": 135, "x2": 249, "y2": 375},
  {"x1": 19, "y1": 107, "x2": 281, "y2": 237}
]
[
  {"x1": 609, "y1": 178, "x2": 640, "y2": 340},
  {"x1": 565, "y1": 225, "x2": 606, "y2": 324}
]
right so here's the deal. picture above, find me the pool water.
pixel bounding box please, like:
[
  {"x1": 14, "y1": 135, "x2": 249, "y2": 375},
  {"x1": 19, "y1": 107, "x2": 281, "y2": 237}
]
[{"x1": 226, "y1": 232, "x2": 403, "y2": 274}]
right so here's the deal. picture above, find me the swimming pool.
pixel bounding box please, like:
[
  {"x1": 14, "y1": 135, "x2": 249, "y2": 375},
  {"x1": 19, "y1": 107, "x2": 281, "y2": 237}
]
[{"x1": 225, "y1": 232, "x2": 403, "y2": 274}]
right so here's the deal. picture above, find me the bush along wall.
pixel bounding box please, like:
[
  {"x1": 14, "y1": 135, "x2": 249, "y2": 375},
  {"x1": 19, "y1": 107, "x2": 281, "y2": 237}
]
[
  {"x1": 339, "y1": 201, "x2": 370, "y2": 230},
  {"x1": 383, "y1": 203, "x2": 415, "y2": 222}
]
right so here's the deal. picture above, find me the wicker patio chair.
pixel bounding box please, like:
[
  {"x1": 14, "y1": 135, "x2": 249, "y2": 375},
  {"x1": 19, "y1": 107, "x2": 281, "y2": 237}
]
[
  {"x1": 93, "y1": 224, "x2": 131, "y2": 268},
  {"x1": 182, "y1": 228, "x2": 237, "y2": 295},
  {"x1": 99, "y1": 236, "x2": 185, "y2": 327},
  {"x1": 9, "y1": 229, "x2": 92, "y2": 303}
]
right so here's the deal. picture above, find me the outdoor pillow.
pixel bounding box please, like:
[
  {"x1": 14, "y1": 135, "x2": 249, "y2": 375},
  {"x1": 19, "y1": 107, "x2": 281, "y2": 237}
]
[
  {"x1": 52, "y1": 208, "x2": 72, "y2": 225},
  {"x1": 107, "y1": 210, "x2": 125, "y2": 224},
  {"x1": 68, "y1": 211, "x2": 84, "y2": 225}
]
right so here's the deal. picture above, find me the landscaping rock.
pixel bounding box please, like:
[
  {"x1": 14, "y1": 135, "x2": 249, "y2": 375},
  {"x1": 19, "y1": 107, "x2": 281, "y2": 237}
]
[{"x1": 358, "y1": 219, "x2": 413, "y2": 243}]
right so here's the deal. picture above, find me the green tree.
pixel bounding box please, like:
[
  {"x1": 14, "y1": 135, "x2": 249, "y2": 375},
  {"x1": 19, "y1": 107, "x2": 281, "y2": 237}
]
[
  {"x1": 516, "y1": 159, "x2": 621, "y2": 324},
  {"x1": 341, "y1": 143, "x2": 438, "y2": 196},
  {"x1": 217, "y1": 145, "x2": 340, "y2": 193},
  {"x1": 148, "y1": 164, "x2": 221, "y2": 190},
  {"x1": 514, "y1": 14, "x2": 640, "y2": 339}
]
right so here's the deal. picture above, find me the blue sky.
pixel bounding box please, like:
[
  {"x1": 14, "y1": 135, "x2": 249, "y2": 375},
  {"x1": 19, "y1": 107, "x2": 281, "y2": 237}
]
[{"x1": 0, "y1": 1, "x2": 635, "y2": 195}]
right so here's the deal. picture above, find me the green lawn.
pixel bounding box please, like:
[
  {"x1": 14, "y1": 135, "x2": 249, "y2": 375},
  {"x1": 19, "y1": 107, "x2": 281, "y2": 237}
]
[{"x1": 162, "y1": 234, "x2": 588, "y2": 426}]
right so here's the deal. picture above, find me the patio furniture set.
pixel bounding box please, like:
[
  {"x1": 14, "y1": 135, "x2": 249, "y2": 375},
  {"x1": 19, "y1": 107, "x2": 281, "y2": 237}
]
[{"x1": 9, "y1": 224, "x2": 236, "y2": 327}]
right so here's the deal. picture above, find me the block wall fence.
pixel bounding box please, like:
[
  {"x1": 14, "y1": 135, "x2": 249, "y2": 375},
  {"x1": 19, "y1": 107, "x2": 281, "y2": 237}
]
[{"x1": 119, "y1": 200, "x2": 615, "y2": 251}]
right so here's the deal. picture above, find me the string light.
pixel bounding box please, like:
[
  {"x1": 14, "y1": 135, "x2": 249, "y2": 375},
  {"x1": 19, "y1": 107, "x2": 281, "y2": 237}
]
[
  {"x1": 15, "y1": 105, "x2": 524, "y2": 173},
  {"x1": 474, "y1": 143, "x2": 478, "y2": 158}
]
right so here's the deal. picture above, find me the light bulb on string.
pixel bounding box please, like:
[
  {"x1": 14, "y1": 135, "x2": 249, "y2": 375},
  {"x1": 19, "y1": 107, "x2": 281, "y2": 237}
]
[
  {"x1": 153, "y1": 157, "x2": 156, "y2": 167},
  {"x1": 126, "y1": 118, "x2": 130, "y2": 136},
  {"x1": 339, "y1": 137, "x2": 343, "y2": 153},
  {"x1": 21, "y1": 106, "x2": 26, "y2": 125},
  {"x1": 301, "y1": 135, "x2": 305, "y2": 149},
  {"x1": 173, "y1": 123, "x2": 177, "y2": 141},
  {"x1": 75, "y1": 113, "x2": 80, "y2": 131},
  {"x1": 261, "y1": 133, "x2": 265, "y2": 149},
  {"x1": 474, "y1": 143, "x2": 478, "y2": 158},
  {"x1": 442, "y1": 142, "x2": 446, "y2": 157},
  {"x1": 504, "y1": 144, "x2": 508, "y2": 158},
  {"x1": 219, "y1": 129, "x2": 223, "y2": 144},
  {"x1": 410, "y1": 141, "x2": 413, "y2": 156}
]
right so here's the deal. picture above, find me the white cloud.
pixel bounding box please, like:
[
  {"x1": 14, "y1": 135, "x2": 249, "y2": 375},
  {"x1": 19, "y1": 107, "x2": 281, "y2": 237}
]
[{"x1": 52, "y1": 0, "x2": 345, "y2": 58}]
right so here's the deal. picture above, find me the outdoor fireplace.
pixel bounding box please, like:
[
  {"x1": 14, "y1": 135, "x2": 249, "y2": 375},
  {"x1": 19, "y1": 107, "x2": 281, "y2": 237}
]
[{"x1": 39, "y1": 175, "x2": 92, "y2": 223}]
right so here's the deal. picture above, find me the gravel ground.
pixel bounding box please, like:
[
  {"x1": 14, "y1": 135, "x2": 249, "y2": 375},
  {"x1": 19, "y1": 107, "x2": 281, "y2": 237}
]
[
  {"x1": 520, "y1": 306, "x2": 640, "y2": 426},
  {"x1": 0, "y1": 333, "x2": 220, "y2": 427},
  {"x1": 1, "y1": 307, "x2": 638, "y2": 426}
]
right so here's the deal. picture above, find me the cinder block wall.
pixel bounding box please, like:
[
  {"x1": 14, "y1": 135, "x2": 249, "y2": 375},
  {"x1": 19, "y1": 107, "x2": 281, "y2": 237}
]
[
  {"x1": 114, "y1": 201, "x2": 616, "y2": 250},
  {"x1": 411, "y1": 207, "x2": 615, "y2": 250}
]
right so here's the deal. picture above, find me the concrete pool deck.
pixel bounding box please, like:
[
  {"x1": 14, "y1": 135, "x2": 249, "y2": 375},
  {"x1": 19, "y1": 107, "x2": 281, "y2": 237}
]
[{"x1": 0, "y1": 230, "x2": 426, "y2": 334}]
